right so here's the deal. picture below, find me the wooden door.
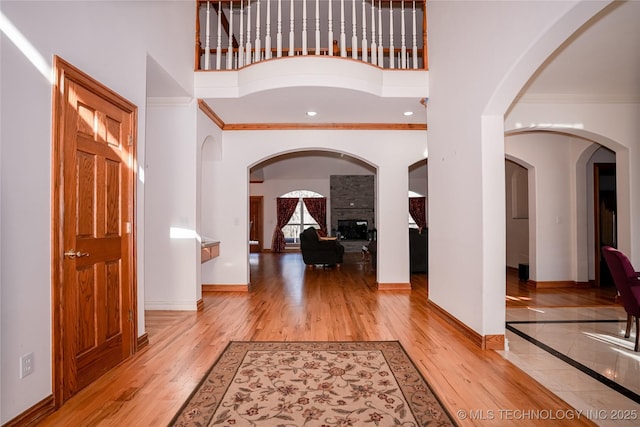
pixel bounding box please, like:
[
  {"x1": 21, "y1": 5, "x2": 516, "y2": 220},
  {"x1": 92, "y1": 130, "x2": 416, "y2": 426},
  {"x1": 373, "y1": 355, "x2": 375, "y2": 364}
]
[
  {"x1": 52, "y1": 57, "x2": 137, "y2": 403},
  {"x1": 249, "y1": 196, "x2": 264, "y2": 253}
]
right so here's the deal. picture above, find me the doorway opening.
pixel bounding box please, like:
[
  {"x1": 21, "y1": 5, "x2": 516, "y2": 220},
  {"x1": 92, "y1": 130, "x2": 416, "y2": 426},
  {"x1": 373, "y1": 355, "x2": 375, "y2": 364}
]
[{"x1": 594, "y1": 162, "x2": 617, "y2": 287}]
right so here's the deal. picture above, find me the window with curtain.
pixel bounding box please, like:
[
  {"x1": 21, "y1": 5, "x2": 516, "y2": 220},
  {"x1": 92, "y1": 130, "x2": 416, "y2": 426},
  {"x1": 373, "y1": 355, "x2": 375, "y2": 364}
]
[{"x1": 281, "y1": 190, "x2": 324, "y2": 244}]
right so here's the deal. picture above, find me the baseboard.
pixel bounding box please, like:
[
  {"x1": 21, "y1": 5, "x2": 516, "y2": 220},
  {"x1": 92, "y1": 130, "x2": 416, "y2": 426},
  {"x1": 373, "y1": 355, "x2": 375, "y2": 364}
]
[
  {"x1": 144, "y1": 301, "x2": 200, "y2": 310},
  {"x1": 426, "y1": 300, "x2": 505, "y2": 350},
  {"x1": 197, "y1": 298, "x2": 204, "y2": 311},
  {"x1": 377, "y1": 282, "x2": 411, "y2": 291},
  {"x1": 3, "y1": 395, "x2": 55, "y2": 427},
  {"x1": 527, "y1": 280, "x2": 584, "y2": 288},
  {"x1": 484, "y1": 334, "x2": 506, "y2": 350},
  {"x1": 202, "y1": 284, "x2": 250, "y2": 292},
  {"x1": 137, "y1": 333, "x2": 149, "y2": 351}
]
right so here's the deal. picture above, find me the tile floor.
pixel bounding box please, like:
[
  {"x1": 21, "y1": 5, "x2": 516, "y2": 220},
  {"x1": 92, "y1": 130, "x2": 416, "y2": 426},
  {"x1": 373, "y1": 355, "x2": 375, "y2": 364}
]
[{"x1": 500, "y1": 306, "x2": 640, "y2": 426}]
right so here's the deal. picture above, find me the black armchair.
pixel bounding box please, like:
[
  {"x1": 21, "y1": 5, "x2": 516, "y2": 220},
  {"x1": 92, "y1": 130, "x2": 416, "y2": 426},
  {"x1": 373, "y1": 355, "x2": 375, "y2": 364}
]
[{"x1": 300, "y1": 227, "x2": 345, "y2": 266}]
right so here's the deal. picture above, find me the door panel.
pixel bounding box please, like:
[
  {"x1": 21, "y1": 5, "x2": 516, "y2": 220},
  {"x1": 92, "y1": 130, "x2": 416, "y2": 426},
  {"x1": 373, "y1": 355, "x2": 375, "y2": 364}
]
[
  {"x1": 53, "y1": 57, "x2": 137, "y2": 403},
  {"x1": 250, "y1": 196, "x2": 264, "y2": 253}
]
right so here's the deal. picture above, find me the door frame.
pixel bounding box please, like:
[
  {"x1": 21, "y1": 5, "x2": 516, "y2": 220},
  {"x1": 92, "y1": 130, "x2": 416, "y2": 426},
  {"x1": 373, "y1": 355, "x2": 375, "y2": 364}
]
[{"x1": 51, "y1": 56, "x2": 138, "y2": 406}]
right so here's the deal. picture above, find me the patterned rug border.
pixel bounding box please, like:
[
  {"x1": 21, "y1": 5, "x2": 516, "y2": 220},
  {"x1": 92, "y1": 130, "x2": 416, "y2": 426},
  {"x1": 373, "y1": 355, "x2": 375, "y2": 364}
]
[{"x1": 170, "y1": 340, "x2": 457, "y2": 426}]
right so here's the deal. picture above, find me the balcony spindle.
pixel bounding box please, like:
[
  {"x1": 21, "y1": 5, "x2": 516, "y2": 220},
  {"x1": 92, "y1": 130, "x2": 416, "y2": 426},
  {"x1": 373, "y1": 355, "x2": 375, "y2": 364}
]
[
  {"x1": 412, "y1": 1, "x2": 418, "y2": 69},
  {"x1": 198, "y1": 0, "x2": 426, "y2": 71},
  {"x1": 351, "y1": 0, "x2": 357, "y2": 60},
  {"x1": 302, "y1": 0, "x2": 308, "y2": 55},
  {"x1": 239, "y1": 0, "x2": 245, "y2": 67},
  {"x1": 328, "y1": 0, "x2": 334, "y2": 56},
  {"x1": 370, "y1": 0, "x2": 376, "y2": 65},
  {"x1": 254, "y1": 0, "x2": 261, "y2": 62},
  {"x1": 377, "y1": 0, "x2": 383, "y2": 67},
  {"x1": 389, "y1": 1, "x2": 394, "y2": 69},
  {"x1": 401, "y1": 1, "x2": 406, "y2": 69},
  {"x1": 277, "y1": 0, "x2": 282, "y2": 57},
  {"x1": 315, "y1": 0, "x2": 320, "y2": 55},
  {"x1": 340, "y1": 0, "x2": 346, "y2": 57},
  {"x1": 289, "y1": 0, "x2": 294, "y2": 56},
  {"x1": 265, "y1": 0, "x2": 272, "y2": 59},
  {"x1": 246, "y1": 0, "x2": 252, "y2": 65},
  {"x1": 216, "y1": 1, "x2": 222, "y2": 70},
  {"x1": 227, "y1": 1, "x2": 234, "y2": 69},
  {"x1": 204, "y1": 1, "x2": 211, "y2": 70},
  {"x1": 361, "y1": 0, "x2": 367, "y2": 63}
]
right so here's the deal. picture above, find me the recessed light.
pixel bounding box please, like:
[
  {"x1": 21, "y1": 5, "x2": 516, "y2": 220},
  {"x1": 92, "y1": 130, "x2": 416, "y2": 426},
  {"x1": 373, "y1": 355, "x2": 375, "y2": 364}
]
[
  {"x1": 403, "y1": 111, "x2": 414, "y2": 116},
  {"x1": 306, "y1": 111, "x2": 317, "y2": 117}
]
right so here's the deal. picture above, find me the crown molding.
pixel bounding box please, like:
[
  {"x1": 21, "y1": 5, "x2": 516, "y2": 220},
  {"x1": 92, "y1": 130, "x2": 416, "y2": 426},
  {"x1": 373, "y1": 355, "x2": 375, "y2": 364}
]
[
  {"x1": 519, "y1": 93, "x2": 640, "y2": 104},
  {"x1": 146, "y1": 96, "x2": 194, "y2": 106}
]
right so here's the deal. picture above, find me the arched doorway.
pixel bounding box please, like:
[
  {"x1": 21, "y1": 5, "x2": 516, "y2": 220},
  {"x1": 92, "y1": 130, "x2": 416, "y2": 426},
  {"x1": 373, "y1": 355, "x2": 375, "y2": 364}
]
[{"x1": 248, "y1": 150, "x2": 377, "y2": 278}]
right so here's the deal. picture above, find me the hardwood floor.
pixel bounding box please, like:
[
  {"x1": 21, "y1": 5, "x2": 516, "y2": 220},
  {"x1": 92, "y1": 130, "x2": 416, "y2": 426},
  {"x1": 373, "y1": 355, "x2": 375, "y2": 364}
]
[
  {"x1": 37, "y1": 253, "x2": 615, "y2": 426},
  {"x1": 506, "y1": 268, "x2": 618, "y2": 308}
]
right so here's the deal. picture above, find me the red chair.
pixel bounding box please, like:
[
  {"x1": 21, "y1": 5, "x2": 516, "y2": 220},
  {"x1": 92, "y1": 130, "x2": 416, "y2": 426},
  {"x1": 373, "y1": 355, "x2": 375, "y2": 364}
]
[{"x1": 602, "y1": 246, "x2": 640, "y2": 351}]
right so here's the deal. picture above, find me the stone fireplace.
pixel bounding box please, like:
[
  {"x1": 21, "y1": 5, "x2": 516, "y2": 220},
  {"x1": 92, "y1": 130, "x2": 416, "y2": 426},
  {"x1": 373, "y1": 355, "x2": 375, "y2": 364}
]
[{"x1": 330, "y1": 175, "x2": 375, "y2": 252}]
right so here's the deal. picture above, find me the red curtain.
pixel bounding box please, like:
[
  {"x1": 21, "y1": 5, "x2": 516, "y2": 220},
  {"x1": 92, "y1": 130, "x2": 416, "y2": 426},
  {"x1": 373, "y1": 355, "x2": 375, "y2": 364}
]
[
  {"x1": 302, "y1": 197, "x2": 327, "y2": 236},
  {"x1": 271, "y1": 197, "x2": 300, "y2": 253},
  {"x1": 409, "y1": 197, "x2": 427, "y2": 233}
]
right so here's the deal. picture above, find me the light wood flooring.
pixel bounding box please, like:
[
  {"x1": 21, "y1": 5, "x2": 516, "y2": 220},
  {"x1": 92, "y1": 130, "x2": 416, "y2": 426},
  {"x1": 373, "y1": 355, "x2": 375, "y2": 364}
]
[{"x1": 38, "y1": 253, "x2": 619, "y2": 426}]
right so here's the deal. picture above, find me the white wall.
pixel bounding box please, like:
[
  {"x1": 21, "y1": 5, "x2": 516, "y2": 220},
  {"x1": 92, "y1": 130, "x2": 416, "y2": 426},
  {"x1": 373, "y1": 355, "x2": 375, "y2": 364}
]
[
  {"x1": 506, "y1": 102, "x2": 640, "y2": 267},
  {"x1": 506, "y1": 133, "x2": 592, "y2": 282},
  {"x1": 145, "y1": 101, "x2": 199, "y2": 310},
  {"x1": 198, "y1": 110, "x2": 224, "y2": 289},
  {"x1": 426, "y1": 1, "x2": 585, "y2": 336},
  {"x1": 200, "y1": 130, "x2": 427, "y2": 287},
  {"x1": 409, "y1": 162, "x2": 428, "y2": 194},
  {"x1": 0, "y1": 1, "x2": 193, "y2": 422}
]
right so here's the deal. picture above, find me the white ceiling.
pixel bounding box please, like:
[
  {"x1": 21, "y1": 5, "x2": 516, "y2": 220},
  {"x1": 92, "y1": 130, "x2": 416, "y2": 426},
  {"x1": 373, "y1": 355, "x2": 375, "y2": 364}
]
[
  {"x1": 520, "y1": 1, "x2": 640, "y2": 102},
  {"x1": 204, "y1": 86, "x2": 428, "y2": 124}
]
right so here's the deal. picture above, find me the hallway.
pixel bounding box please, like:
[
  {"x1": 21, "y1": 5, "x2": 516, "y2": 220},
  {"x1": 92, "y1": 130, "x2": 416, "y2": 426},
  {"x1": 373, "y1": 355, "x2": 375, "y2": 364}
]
[{"x1": 36, "y1": 252, "x2": 619, "y2": 426}]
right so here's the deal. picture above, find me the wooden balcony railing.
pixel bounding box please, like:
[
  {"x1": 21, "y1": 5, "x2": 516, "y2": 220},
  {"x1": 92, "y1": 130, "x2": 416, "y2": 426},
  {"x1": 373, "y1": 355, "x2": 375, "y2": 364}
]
[{"x1": 195, "y1": 0, "x2": 427, "y2": 71}]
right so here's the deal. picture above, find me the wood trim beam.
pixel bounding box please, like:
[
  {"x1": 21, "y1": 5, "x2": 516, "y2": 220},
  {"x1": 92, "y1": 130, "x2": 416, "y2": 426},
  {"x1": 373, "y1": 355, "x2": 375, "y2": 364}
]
[
  {"x1": 224, "y1": 123, "x2": 427, "y2": 131},
  {"x1": 197, "y1": 100, "x2": 427, "y2": 131},
  {"x1": 197, "y1": 99, "x2": 226, "y2": 128}
]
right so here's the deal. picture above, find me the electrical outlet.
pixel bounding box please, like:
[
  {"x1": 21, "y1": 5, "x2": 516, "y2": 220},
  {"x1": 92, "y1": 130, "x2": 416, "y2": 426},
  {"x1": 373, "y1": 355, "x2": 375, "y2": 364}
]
[{"x1": 20, "y1": 353, "x2": 34, "y2": 378}]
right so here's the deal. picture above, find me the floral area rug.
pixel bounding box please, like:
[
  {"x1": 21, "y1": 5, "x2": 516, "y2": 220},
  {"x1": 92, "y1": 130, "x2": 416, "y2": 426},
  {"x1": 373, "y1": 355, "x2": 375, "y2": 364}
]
[{"x1": 170, "y1": 341, "x2": 456, "y2": 426}]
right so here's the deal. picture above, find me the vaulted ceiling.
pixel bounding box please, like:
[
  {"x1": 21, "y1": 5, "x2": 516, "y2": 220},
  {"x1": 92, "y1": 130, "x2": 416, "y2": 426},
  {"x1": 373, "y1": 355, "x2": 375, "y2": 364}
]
[{"x1": 147, "y1": 2, "x2": 640, "y2": 124}]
